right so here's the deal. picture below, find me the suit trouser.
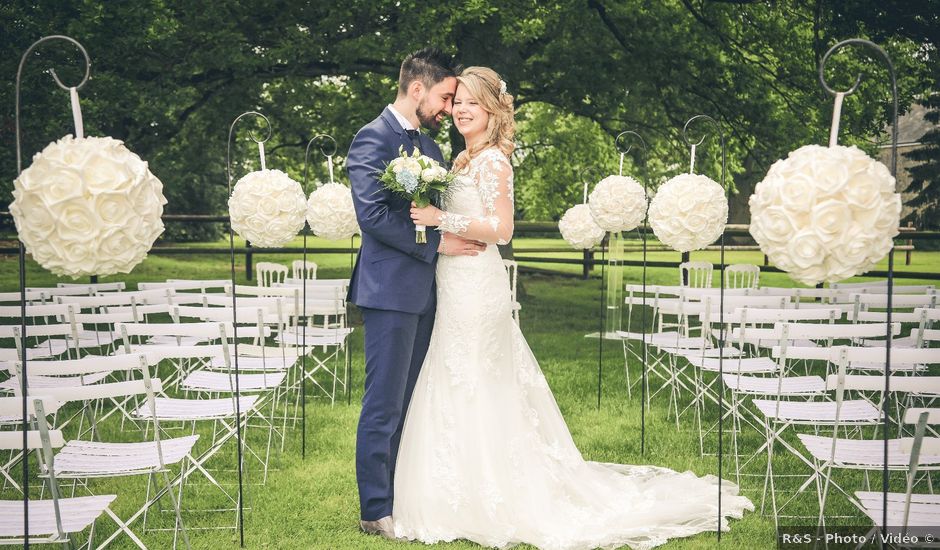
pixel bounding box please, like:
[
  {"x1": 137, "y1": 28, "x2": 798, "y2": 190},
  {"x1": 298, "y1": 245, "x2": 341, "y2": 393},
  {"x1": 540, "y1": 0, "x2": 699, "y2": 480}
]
[{"x1": 356, "y1": 297, "x2": 436, "y2": 521}]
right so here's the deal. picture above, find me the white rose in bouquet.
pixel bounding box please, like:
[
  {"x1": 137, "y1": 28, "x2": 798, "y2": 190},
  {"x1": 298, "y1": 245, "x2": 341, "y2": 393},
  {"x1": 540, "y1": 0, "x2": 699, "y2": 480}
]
[
  {"x1": 306, "y1": 182, "x2": 360, "y2": 241},
  {"x1": 228, "y1": 169, "x2": 306, "y2": 247},
  {"x1": 10, "y1": 135, "x2": 166, "y2": 278},
  {"x1": 648, "y1": 173, "x2": 727, "y2": 252},
  {"x1": 749, "y1": 144, "x2": 900, "y2": 286},
  {"x1": 559, "y1": 204, "x2": 605, "y2": 249}
]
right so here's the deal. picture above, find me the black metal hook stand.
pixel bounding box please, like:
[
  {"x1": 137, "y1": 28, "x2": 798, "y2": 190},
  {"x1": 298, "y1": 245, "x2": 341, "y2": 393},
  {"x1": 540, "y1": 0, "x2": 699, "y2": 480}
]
[
  {"x1": 14, "y1": 35, "x2": 91, "y2": 548},
  {"x1": 681, "y1": 114, "x2": 727, "y2": 542},
  {"x1": 225, "y1": 111, "x2": 272, "y2": 547},
  {"x1": 300, "y1": 133, "x2": 339, "y2": 457},
  {"x1": 616, "y1": 131, "x2": 651, "y2": 456},
  {"x1": 577, "y1": 165, "x2": 608, "y2": 411},
  {"x1": 819, "y1": 38, "x2": 898, "y2": 544}
]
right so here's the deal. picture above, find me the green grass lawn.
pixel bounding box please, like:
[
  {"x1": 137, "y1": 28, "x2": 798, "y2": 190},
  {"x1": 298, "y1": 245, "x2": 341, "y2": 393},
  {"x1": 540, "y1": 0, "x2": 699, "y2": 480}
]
[{"x1": 1, "y1": 238, "x2": 938, "y2": 549}]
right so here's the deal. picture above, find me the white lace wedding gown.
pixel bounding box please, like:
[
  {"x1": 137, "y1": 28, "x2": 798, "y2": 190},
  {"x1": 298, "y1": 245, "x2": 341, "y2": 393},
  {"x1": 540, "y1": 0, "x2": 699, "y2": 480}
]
[{"x1": 392, "y1": 148, "x2": 753, "y2": 550}]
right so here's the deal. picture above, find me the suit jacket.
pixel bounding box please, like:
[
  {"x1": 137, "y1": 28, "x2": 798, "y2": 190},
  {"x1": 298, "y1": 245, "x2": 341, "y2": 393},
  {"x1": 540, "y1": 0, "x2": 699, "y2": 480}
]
[{"x1": 347, "y1": 107, "x2": 445, "y2": 313}]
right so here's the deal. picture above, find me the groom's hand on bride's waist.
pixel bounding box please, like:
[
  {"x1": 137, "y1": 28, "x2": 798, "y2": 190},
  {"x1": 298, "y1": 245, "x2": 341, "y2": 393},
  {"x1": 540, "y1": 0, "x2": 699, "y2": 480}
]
[{"x1": 439, "y1": 233, "x2": 486, "y2": 256}]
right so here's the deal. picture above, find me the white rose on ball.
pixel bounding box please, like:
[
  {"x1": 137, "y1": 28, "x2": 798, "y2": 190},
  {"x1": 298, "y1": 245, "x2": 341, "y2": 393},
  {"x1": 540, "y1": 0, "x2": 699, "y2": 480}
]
[
  {"x1": 10, "y1": 135, "x2": 166, "y2": 278},
  {"x1": 749, "y1": 144, "x2": 900, "y2": 286},
  {"x1": 648, "y1": 173, "x2": 727, "y2": 252},
  {"x1": 228, "y1": 169, "x2": 307, "y2": 247},
  {"x1": 306, "y1": 182, "x2": 360, "y2": 241},
  {"x1": 559, "y1": 204, "x2": 605, "y2": 249},
  {"x1": 588, "y1": 175, "x2": 647, "y2": 232}
]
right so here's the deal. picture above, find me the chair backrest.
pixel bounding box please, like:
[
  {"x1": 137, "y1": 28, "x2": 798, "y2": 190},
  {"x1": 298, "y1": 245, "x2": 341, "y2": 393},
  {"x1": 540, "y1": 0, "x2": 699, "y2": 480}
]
[
  {"x1": 0, "y1": 396, "x2": 63, "y2": 421},
  {"x1": 850, "y1": 293, "x2": 938, "y2": 309},
  {"x1": 57, "y1": 289, "x2": 176, "y2": 308},
  {"x1": 502, "y1": 259, "x2": 519, "y2": 302},
  {"x1": 725, "y1": 263, "x2": 760, "y2": 289},
  {"x1": 11, "y1": 353, "x2": 153, "y2": 377},
  {"x1": 292, "y1": 259, "x2": 318, "y2": 280},
  {"x1": 0, "y1": 303, "x2": 74, "y2": 320},
  {"x1": 256, "y1": 262, "x2": 288, "y2": 287},
  {"x1": 58, "y1": 282, "x2": 126, "y2": 292},
  {"x1": 679, "y1": 261, "x2": 713, "y2": 288},
  {"x1": 139, "y1": 279, "x2": 230, "y2": 292}
]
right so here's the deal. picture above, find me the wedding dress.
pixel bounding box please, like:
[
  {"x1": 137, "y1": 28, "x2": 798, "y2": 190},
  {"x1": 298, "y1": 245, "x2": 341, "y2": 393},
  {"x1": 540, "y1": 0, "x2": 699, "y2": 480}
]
[{"x1": 392, "y1": 148, "x2": 753, "y2": 550}]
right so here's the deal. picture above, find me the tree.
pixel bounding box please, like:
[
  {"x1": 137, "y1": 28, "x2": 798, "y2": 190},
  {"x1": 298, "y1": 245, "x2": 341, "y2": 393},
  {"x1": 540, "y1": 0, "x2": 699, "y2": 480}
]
[{"x1": 2, "y1": 0, "x2": 934, "y2": 240}]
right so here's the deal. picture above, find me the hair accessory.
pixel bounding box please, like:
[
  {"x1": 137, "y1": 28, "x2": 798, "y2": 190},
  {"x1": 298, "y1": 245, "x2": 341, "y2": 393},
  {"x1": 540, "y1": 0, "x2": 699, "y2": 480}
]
[{"x1": 498, "y1": 79, "x2": 507, "y2": 95}]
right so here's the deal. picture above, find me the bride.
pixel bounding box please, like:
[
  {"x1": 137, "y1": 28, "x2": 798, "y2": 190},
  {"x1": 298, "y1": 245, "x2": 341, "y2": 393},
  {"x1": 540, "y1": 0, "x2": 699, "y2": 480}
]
[{"x1": 400, "y1": 66, "x2": 753, "y2": 550}]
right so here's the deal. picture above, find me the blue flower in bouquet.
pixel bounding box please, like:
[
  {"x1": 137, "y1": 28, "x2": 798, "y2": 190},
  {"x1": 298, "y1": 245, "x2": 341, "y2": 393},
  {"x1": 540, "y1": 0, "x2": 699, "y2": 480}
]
[{"x1": 396, "y1": 169, "x2": 419, "y2": 194}]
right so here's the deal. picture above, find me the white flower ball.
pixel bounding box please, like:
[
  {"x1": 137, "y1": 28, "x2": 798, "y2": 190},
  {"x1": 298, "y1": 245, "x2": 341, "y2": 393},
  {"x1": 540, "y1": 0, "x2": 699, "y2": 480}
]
[
  {"x1": 749, "y1": 144, "x2": 900, "y2": 286},
  {"x1": 559, "y1": 204, "x2": 605, "y2": 249},
  {"x1": 306, "y1": 182, "x2": 360, "y2": 241},
  {"x1": 10, "y1": 135, "x2": 166, "y2": 278},
  {"x1": 648, "y1": 173, "x2": 728, "y2": 252},
  {"x1": 228, "y1": 169, "x2": 307, "y2": 247},
  {"x1": 588, "y1": 175, "x2": 647, "y2": 232}
]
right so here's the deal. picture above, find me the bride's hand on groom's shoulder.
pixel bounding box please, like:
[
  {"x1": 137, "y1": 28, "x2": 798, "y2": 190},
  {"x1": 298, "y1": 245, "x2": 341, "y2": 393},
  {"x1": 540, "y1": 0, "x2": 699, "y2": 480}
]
[
  {"x1": 438, "y1": 232, "x2": 486, "y2": 257},
  {"x1": 410, "y1": 202, "x2": 443, "y2": 227}
]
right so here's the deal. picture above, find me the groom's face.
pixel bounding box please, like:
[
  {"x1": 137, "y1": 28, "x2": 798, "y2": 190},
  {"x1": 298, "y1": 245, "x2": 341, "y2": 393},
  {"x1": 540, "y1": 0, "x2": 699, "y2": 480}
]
[{"x1": 416, "y1": 77, "x2": 457, "y2": 131}]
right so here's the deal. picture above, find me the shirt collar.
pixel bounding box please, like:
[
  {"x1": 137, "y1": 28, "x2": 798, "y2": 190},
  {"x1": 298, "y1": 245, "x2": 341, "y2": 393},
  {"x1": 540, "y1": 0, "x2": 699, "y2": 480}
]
[{"x1": 387, "y1": 104, "x2": 416, "y2": 131}]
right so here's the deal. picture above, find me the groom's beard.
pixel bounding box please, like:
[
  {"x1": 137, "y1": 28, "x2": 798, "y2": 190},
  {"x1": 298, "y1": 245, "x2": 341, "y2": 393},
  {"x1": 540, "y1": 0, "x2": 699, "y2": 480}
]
[{"x1": 416, "y1": 100, "x2": 444, "y2": 131}]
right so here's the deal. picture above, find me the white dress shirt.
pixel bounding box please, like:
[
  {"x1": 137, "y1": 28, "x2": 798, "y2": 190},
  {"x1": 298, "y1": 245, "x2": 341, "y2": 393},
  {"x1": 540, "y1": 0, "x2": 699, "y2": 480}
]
[{"x1": 387, "y1": 104, "x2": 416, "y2": 131}]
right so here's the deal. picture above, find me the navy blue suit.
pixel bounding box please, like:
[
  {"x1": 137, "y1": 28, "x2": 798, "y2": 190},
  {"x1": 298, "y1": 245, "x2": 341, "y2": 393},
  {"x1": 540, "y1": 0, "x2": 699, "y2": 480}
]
[{"x1": 347, "y1": 107, "x2": 444, "y2": 521}]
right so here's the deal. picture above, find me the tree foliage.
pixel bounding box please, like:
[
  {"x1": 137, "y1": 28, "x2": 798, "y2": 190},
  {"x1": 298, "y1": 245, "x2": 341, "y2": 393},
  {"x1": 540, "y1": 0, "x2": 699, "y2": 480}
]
[{"x1": 1, "y1": 1, "x2": 935, "y2": 240}]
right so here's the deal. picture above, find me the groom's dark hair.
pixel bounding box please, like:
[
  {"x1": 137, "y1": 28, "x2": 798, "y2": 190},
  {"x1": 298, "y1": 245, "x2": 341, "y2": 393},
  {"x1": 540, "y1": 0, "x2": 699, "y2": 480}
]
[{"x1": 397, "y1": 48, "x2": 460, "y2": 95}]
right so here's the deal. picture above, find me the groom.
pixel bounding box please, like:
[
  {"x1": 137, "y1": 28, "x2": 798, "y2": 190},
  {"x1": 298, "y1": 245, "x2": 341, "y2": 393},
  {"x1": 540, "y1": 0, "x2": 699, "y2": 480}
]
[{"x1": 347, "y1": 48, "x2": 485, "y2": 537}]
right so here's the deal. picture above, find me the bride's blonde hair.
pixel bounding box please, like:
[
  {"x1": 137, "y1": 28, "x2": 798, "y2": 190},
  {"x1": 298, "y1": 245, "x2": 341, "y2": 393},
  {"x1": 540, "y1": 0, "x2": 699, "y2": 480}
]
[{"x1": 452, "y1": 66, "x2": 515, "y2": 172}]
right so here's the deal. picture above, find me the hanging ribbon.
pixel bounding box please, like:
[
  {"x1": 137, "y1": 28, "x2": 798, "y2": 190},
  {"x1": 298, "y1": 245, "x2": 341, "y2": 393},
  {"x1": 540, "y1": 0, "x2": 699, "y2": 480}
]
[
  {"x1": 689, "y1": 143, "x2": 697, "y2": 174},
  {"x1": 583, "y1": 180, "x2": 589, "y2": 204},
  {"x1": 69, "y1": 87, "x2": 84, "y2": 139},
  {"x1": 618, "y1": 152, "x2": 625, "y2": 176},
  {"x1": 258, "y1": 141, "x2": 267, "y2": 170},
  {"x1": 829, "y1": 92, "x2": 846, "y2": 147},
  {"x1": 327, "y1": 155, "x2": 335, "y2": 186}
]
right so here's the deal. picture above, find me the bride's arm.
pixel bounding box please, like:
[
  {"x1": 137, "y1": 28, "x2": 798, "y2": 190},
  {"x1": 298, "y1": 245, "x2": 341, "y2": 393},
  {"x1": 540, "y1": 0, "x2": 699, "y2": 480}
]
[{"x1": 409, "y1": 154, "x2": 514, "y2": 245}]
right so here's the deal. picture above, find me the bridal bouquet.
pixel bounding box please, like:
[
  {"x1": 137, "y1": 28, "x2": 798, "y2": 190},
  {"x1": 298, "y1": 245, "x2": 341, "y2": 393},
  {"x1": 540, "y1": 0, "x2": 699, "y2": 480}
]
[{"x1": 379, "y1": 147, "x2": 453, "y2": 243}]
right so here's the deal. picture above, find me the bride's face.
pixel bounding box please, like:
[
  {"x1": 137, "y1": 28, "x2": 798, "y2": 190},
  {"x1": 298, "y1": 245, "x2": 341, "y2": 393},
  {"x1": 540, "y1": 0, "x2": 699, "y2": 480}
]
[{"x1": 452, "y1": 84, "x2": 489, "y2": 141}]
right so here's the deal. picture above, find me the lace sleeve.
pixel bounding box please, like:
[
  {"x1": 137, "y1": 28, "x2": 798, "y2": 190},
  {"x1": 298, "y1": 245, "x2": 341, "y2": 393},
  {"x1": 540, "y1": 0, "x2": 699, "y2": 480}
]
[{"x1": 435, "y1": 149, "x2": 514, "y2": 245}]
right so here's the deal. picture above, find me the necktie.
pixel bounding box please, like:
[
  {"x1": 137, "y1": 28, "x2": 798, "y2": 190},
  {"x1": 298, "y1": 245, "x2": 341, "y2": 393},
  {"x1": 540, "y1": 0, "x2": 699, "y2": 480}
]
[{"x1": 406, "y1": 129, "x2": 421, "y2": 149}]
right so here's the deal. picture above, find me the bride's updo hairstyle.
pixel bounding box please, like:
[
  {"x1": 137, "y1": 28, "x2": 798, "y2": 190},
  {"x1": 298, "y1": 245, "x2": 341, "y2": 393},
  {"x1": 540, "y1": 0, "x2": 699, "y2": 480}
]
[{"x1": 452, "y1": 66, "x2": 515, "y2": 172}]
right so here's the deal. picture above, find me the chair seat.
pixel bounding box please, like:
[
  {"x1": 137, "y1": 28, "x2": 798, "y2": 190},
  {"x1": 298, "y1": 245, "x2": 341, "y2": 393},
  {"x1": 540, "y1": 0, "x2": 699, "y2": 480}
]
[
  {"x1": 848, "y1": 361, "x2": 927, "y2": 373},
  {"x1": 685, "y1": 355, "x2": 772, "y2": 373},
  {"x1": 722, "y1": 374, "x2": 825, "y2": 395},
  {"x1": 146, "y1": 335, "x2": 212, "y2": 347},
  {"x1": 135, "y1": 396, "x2": 259, "y2": 421},
  {"x1": 856, "y1": 491, "x2": 940, "y2": 527},
  {"x1": 615, "y1": 331, "x2": 679, "y2": 343},
  {"x1": 276, "y1": 330, "x2": 352, "y2": 347},
  {"x1": 799, "y1": 434, "x2": 940, "y2": 469},
  {"x1": 54, "y1": 435, "x2": 199, "y2": 476},
  {"x1": 861, "y1": 335, "x2": 918, "y2": 348},
  {"x1": 0, "y1": 372, "x2": 110, "y2": 395},
  {"x1": 753, "y1": 398, "x2": 881, "y2": 423},
  {"x1": 0, "y1": 495, "x2": 116, "y2": 538},
  {"x1": 181, "y1": 371, "x2": 286, "y2": 392},
  {"x1": 747, "y1": 338, "x2": 819, "y2": 349},
  {"x1": 208, "y1": 355, "x2": 296, "y2": 372}
]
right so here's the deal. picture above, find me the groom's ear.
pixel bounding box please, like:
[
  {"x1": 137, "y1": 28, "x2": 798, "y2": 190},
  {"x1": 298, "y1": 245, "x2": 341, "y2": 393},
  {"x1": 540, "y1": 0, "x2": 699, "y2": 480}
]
[{"x1": 407, "y1": 80, "x2": 425, "y2": 99}]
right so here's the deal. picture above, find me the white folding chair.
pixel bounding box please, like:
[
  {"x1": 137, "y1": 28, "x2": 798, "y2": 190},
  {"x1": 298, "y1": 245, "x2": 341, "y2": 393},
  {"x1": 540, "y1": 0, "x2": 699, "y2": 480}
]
[
  {"x1": 255, "y1": 262, "x2": 288, "y2": 288},
  {"x1": 725, "y1": 264, "x2": 760, "y2": 289},
  {"x1": 856, "y1": 408, "x2": 940, "y2": 539},
  {"x1": 0, "y1": 398, "x2": 116, "y2": 547},
  {"x1": 679, "y1": 261, "x2": 713, "y2": 288},
  {"x1": 291, "y1": 260, "x2": 317, "y2": 280},
  {"x1": 36, "y1": 363, "x2": 195, "y2": 550}
]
